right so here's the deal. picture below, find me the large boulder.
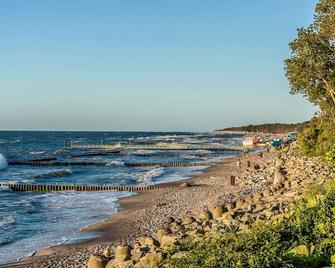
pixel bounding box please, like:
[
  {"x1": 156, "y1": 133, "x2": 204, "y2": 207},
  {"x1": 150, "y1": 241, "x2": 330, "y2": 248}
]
[
  {"x1": 160, "y1": 235, "x2": 178, "y2": 248},
  {"x1": 212, "y1": 207, "x2": 223, "y2": 219},
  {"x1": 198, "y1": 209, "x2": 212, "y2": 221},
  {"x1": 253, "y1": 192, "x2": 263, "y2": 202},
  {"x1": 106, "y1": 260, "x2": 133, "y2": 268},
  {"x1": 235, "y1": 199, "x2": 245, "y2": 209},
  {"x1": 180, "y1": 182, "x2": 191, "y2": 187},
  {"x1": 182, "y1": 216, "x2": 195, "y2": 225},
  {"x1": 225, "y1": 202, "x2": 235, "y2": 211},
  {"x1": 103, "y1": 248, "x2": 112, "y2": 258},
  {"x1": 87, "y1": 255, "x2": 108, "y2": 268},
  {"x1": 145, "y1": 237, "x2": 160, "y2": 247},
  {"x1": 134, "y1": 252, "x2": 162, "y2": 268},
  {"x1": 156, "y1": 228, "x2": 169, "y2": 242},
  {"x1": 273, "y1": 168, "x2": 285, "y2": 185},
  {"x1": 115, "y1": 246, "x2": 131, "y2": 262}
]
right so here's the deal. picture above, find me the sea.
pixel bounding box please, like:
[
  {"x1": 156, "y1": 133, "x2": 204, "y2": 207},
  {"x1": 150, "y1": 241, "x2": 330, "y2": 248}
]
[{"x1": 0, "y1": 131, "x2": 243, "y2": 264}]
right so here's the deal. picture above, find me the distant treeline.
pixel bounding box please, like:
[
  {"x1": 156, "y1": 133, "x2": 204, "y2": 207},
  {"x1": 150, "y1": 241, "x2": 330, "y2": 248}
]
[{"x1": 217, "y1": 121, "x2": 310, "y2": 134}]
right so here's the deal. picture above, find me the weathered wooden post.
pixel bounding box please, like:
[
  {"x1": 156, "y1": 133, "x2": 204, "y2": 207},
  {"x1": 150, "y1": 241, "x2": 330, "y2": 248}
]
[{"x1": 230, "y1": 175, "x2": 236, "y2": 186}]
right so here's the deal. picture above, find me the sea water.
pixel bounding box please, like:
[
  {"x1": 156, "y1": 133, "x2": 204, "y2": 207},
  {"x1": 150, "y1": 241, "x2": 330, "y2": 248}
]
[{"x1": 0, "y1": 131, "x2": 242, "y2": 264}]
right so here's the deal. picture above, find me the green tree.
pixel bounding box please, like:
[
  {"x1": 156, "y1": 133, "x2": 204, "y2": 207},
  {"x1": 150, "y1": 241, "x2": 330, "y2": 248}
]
[{"x1": 285, "y1": 0, "x2": 335, "y2": 115}]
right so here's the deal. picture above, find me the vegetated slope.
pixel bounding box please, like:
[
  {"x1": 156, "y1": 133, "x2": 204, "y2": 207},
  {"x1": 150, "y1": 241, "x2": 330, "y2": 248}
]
[{"x1": 216, "y1": 121, "x2": 310, "y2": 134}]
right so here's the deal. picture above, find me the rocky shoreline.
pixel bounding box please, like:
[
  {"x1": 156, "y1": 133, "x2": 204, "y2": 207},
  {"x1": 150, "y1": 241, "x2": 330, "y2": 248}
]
[
  {"x1": 4, "y1": 143, "x2": 332, "y2": 268},
  {"x1": 87, "y1": 144, "x2": 333, "y2": 268}
]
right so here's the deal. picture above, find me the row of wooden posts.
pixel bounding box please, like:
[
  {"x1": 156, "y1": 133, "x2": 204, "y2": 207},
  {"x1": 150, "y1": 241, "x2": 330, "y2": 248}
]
[
  {"x1": 0, "y1": 183, "x2": 160, "y2": 192},
  {"x1": 9, "y1": 161, "x2": 218, "y2": 167},
  {"x1": 2, "y1": 155, "x2": 262, "y2": 192},
  {"x1": 124, "y1": 161, "x2": 217, "y2": 167}
]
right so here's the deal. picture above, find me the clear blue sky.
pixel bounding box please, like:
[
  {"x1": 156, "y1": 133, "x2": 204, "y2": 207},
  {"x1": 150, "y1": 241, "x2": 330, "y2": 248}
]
[{"x1": 0, "y1": 0, "x2": 318, "y2": 131}]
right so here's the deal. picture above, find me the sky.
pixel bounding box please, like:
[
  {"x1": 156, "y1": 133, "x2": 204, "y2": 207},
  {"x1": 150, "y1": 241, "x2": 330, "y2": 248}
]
[{"x1": 0, "y1": 0, "x2": 319, "y2": 131}]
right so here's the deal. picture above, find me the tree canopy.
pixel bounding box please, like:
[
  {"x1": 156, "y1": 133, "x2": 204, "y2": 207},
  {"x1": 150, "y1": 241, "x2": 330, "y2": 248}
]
[{"x1": 285, "y1": 0, "x2": 335, "y2": 115}]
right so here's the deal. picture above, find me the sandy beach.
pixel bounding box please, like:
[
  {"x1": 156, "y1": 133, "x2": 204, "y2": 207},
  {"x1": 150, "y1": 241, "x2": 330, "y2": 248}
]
[{"x1": 1, "y1": 149, "x2": 274, "y2": 268}]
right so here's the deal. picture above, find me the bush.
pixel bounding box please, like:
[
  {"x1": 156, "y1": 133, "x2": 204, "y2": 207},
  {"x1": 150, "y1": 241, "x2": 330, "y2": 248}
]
[{"x1": 297, "y1": 118, "x2": 335, "y2": 165}]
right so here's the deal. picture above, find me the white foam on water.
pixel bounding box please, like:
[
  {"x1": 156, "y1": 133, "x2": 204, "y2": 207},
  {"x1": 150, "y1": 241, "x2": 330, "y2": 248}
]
[
  {"x1": 107, "y1": 160, "x2": 124, "y2": 166},
  {"x1": 28, "y1": 151, "x2": 46, "y2": 155},
  {"x1": 0, "y1": 154, "x2": 8, "y2": 170},
  {"x1": 0, "y1": 190, "x2": 131, "y2": 265},
  {"x1": 0, "y1": 215, "x2": 16, "y2": 229},
  {"x1": 136, "y1": 167, "x2": 165, "y2": 184}
]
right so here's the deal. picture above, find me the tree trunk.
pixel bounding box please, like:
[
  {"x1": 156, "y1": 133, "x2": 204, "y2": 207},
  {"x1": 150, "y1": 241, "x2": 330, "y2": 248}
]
[{"x1": 323, "y1": 79, "x2": 335, "y2": 105}]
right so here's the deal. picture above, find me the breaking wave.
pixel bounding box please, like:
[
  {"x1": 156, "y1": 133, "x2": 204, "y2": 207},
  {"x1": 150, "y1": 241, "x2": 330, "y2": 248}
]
[
  {"x1": 136, "y1": 167, "x2": 165, "y2": 184},
  {"x1": 0, "y1": 216, "x2": 16, "y2": 229}
]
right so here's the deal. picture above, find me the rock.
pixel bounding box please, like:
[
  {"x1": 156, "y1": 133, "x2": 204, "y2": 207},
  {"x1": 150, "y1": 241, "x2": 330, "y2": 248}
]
[
  {"x1": 132, "y1": 251, "x2": 144, "y2": 262},
  {"x1": 239, "y1": 214, "x2": 251, "y2": 224},
  {"x1": 273, "y1": 168, "x2": 285, "y2": 184},
  {"x1": 199, "y1": 209, "x2": 212, "y2": 221},
  {"x1": 103, "y1": 248, "x2": 112, "y2": 258},
  {"x1": 225, "y1": 202, "x2": 235, "y2": 211},
  {"x1": 182, "y1": 216, "x2": 195, "y2": 225},
  {"x1": 138, "y1": 237, "x2": 147, "y2": 246},
  {"x1": 221, "y1": 213, "x2": 235, "y2": 227},
  {"x1": 264, "y1": 210, "x2": 273, "y2": 219},
  {"x1": 106, "y1": 260, "x2": 133, "y2": 268},
  {"x1": 115, "y1": 246, "x2": 131, "y2": 262},
  {"x1": 284, "y1": 180, "x2": 291, "y2": 189},
  {"x1": 160, "y1": 235, "x2": 178, "y2": 248},
  {"x1": 231, "y1": 209, "x2": 246, "y2": 218},
  {"x1": 156, "y1": 228, "x2": 169, "y2": 242},
  {"x1": 270, "y1": 204, "x2": 280, "y2": 212},
  {"x1": 253, "y1": 192, "x2": 263, "y2": 202},
  {"x1": 187, "y1": 229, "x2": 204, "y2": 237},
  {"x1": 212, "y1": 207, "x2": 223, "y2": 219},
  {"x1": 87, "y1": 255, "x2": 108, "y2": 268},
  {"x1": 263, "y1": 188, "x2": 271, "y2": 197},
  {"x1": 185, "y1": 221, "x2": 201, "y2": 230},
  {"x1": 235, "y1": 199, "x2": 245, "y2": 209},
  {"x1": 136, "y1": 252, "x2": 162, "y2": 268},
  {"x1": 180, "y1": 182, "x2": 191, "y2": 187},
  {"x1": 275, "y1": 157, "x2": 284, "y2": 168},
  {"x1": 238, "y1": 222, "x2": 250, "y2": 232},
  {"x1": 145, "y1": 237, "x2": 160, "y2": 247},
  {"x1": 167, "y1": 217, "x2": 175, "y2": 224}
]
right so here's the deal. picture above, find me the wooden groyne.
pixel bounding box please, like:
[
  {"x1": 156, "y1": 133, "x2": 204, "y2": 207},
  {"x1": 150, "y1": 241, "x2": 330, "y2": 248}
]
[
  {"x1": 0, "y1": 183, "x2": 161, "y2": 192},
  {"x1": 8, "y1": 161, "x2": 217, "y2": 167},
  {"x1": 9, "y1": 161, "x2": 112, "y2": 166},
  {"x1": 124, "y1": 161, "x2": 217, "y2": 167}
]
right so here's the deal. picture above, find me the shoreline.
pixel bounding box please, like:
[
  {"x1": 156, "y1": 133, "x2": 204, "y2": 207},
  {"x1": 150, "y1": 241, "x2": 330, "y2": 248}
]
[{"x1": 3, "y1": 150, "x2": 270, "y2": 268}]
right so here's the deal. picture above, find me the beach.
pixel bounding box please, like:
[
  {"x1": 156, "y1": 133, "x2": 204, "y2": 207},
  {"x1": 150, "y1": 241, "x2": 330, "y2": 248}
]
[{"x1": 2, "y1": 148, "x2": 274, "y2": 268}]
